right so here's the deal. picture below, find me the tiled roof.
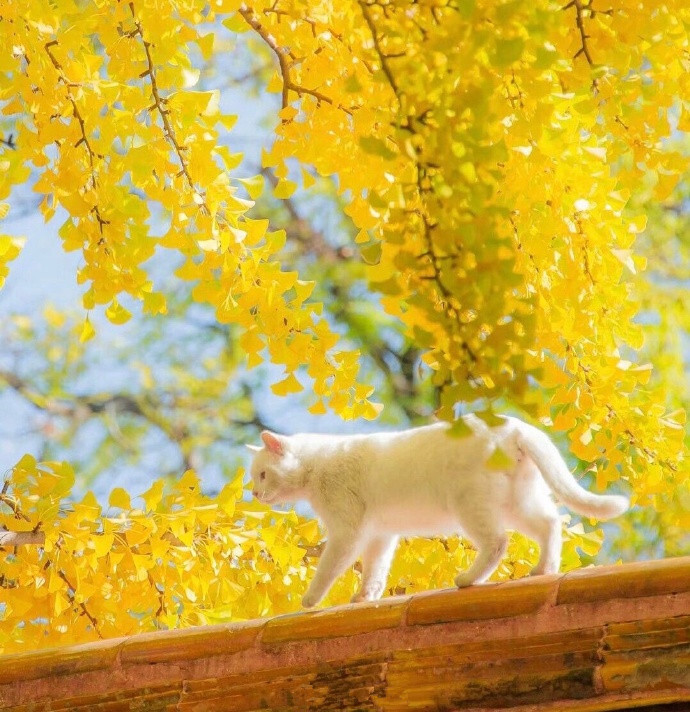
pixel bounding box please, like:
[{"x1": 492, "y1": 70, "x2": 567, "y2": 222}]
[{"x1": 1, "y1": 556, "x2": 690, "y2": 711}]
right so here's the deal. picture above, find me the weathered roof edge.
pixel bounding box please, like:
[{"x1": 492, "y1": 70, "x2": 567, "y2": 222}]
[{"x1": 2, "y1": 556, "x2": 690, "y2": 711}]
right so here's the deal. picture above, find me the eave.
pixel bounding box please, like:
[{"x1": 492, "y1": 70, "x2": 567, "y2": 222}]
[{"x1": 1, "y1": 556, "x2": 689, "y2": 711}]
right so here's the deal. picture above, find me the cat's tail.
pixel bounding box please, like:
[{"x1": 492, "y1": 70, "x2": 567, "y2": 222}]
[{"x1": 517, "y1": 425, "x2": 629, "y2": 520}]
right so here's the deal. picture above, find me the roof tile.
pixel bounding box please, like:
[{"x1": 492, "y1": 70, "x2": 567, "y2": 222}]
[
  {"x1": 2, "y1": 557, "x2": 690, "y2": 711},
  {"x1": 261, "y1": 596, "x2": 406, "y2": 645},
  {"x1": 121, "y1": 618, "x2": 264, "y2": 665},
  {"x1": 557, "y1": 557, "x2": 690, "y2": 605},
  {"x1": 407, "y1": 573, "x2": 559, "y2": 625}
]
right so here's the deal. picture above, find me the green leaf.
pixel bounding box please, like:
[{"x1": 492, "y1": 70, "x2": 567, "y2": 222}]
[
  {"x1": 359, "y1": 136, "x2": 397, "y2": 161},
  {"x1": 493, "y1": 38, "x2": 524, "y2": 67},
  {"x1": 370, "y1": 276, "x2": 401, "y2": 296},
  {"x1": 448, "y1": 418, "x2": 473, "y2": 438},
  {"x1": 486, "y1": 447, "x2": 515, "y2": 470},
  {"x1": 360, "y1": 241, "x2": 382, "y2": 265},
  {"x1": 344, "y1": 73, "x2": 362, "y2": 93},
  {"x1": 223, "y1": 13, "x2": 249, "y2": 33}
]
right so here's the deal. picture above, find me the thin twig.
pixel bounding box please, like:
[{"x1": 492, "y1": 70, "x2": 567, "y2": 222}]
[
  {"x1": 43, "y1": 41, "x2": 108, "y2": 235},
  {"x1": 239, "y1": 5, "x2": 354, "y2": 115},
  {"x1": 354, "y1": 3, "x2": 478, "y2": 368},
  {"x1": 357, "y1": 1, "x2": 400, "y2": 97},
  {"x1": 564, "y1": 0, "x2": 594, "y2": 65},
  {"x1": 128, "y1": 3, "x2": 201, "y2": 202},
  {"x1": 0, "y1": 493, "x2": 31, "y2": 522},
  {"x1": 239, "y1": 6, "x2": 290, "y2": 108},
  {"x1": 58, "y1": 569, "x2": 102, "y2": 637}
]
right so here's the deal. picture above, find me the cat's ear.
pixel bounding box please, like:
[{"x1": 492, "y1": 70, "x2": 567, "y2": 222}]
[
  {"x1": 261, "y1": 430, "x2": 285, "y2": 456},
  {"x1": 245, "y1": 444, "x2": 261, "y2": 453}
]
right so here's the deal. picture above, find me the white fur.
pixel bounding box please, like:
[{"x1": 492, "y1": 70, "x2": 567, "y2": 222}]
[{"x1": 248, "y1": 416, "x2": 629, "y2": 608}]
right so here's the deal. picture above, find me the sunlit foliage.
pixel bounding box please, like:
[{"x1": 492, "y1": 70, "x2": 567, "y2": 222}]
[
  {"x1": 0, "y1": 455, "x2": 599, "y2": 652},
  {"x1": 1, "y1": 0, "x2": 688, "y2": 653}
]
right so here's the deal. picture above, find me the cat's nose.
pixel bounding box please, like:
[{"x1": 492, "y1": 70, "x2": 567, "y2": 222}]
[{"x1": 252, "y1": 490, "x2": 258, "y2": 497}]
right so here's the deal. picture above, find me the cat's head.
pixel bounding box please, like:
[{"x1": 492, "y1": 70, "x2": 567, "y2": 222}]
[{"x1": 247, "y1": 431, "x2": 304, "y2": 505}]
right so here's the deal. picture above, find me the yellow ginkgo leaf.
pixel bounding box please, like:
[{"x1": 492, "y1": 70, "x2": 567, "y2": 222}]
[
  {"x1": 271, "y1": 178, "x2": 295, "y2": 200},
  {"x1": 141, "y1": 480, "x2": 165, "y2": 512},
  {"x1": 79, "y1": 317, "x2": 95, "y2": 343},
  {"x1": 105, "y1": 300, "x2": 132, "y2": 325},
  {"x1": 109, "y1": 487, "x2": 131, "y2": 511},
  {"x1": 271, "y1": 372, "x2": 303, "y2": 396}
]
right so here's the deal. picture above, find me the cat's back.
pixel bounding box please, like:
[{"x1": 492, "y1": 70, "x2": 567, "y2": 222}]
[
  {"x1": 363, "y1": 420, "x2": 448, "y2": 448},
  {"x1": 361, "y1": 415, "x2": 525, "y2": 472},
  {"x1": 292, "y1": 415, "x2": 522, "y2": 470},
  {"x1": 365, "y1": 416, "x2": 509, "y2": 448},
  {"x1": 352, "y1": 420, "x2": 457, "y2": 469},
  {"x1": 290, "y1": 422, "x2": 448, "y2": 453}
]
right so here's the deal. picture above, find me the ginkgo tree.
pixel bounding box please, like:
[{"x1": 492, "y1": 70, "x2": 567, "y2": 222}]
[{"x1": 0, "y1": 0, "x2": 688, "y2": 654}]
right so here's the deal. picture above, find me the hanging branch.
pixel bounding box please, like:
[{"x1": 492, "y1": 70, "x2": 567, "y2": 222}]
[
  {"x1": 239, "y1": 5, "x2": 354, "y2": 115},
  {"x1": 563, "y1": 0, "x2": 594, "y2": 65},
  {"x1": 358, "y1": 0, "x2": 400, "y2": 97},
  {"x1": 43, "y1": 40, "x2": 109, "y2": 236}
]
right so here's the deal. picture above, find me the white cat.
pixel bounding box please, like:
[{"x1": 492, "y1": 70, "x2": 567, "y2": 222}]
[{"x1": 247, "y1": 416, "x2": 628, "y2": 608}]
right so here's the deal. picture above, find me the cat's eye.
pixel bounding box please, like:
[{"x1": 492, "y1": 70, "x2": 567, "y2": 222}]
[{"x1": 260, "y1": 471, "x2": 266, "y2": 481}]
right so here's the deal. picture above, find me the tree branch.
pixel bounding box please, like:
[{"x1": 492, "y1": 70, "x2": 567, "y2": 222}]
[
  {"x1": 239, "y1": 6, "x2": 290, "y2": 109},
  {"x1": 260, "y1": 167, "x2": 354, "y2": 262},
  {"x1": 564, "y1": 0, "x2": 594, "y2": 65},
  {"x1": 0, "y1": 369, "x2": 200, "y2": 472},
  {"x1": 43, "y1": 40, "x2": 109, "y2": 236},
  {"x1": 357, "y1": 1, "x2": 400, "y2": 97},
  {"x1": 0, "y1": 369, "x2": 144, "y2": 420},
  {"x1": 352, "y1": 4, "x2": 479, "y2": 372},
  {"x1": 239, "y1": 5, "x2": 354, "y2": 115},
  {"x1": 58, "y1": 569, "x2": 102, "y2": 637},
  {"x1": 128, "y1": 3, "x2": 202, "y2": 202},
  {"x1": 0, "y1": 530, "x2": 45, "y2": 547}
]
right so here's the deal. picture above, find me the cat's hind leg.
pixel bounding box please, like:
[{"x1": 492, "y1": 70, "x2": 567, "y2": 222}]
[
  {"x1": 302, "y1": 530, "x2": 361, "y2": 608},
  {"x1": 507, "y1": 460, "x2": 563, "y2": 576},
  {"x1": 529, "y1": 514, "x2": 562, "y2": 575},
  {"x1": 512, "y1": 507, "x2": 562, "y2": 575},
  {"x1": 351, "y1": 535, "x2": 398, "y2": 603}
]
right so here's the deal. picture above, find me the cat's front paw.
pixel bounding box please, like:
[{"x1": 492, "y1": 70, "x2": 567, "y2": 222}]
[{"x1": 351, "y1": 583, "x2": 384, "y2": 603}]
